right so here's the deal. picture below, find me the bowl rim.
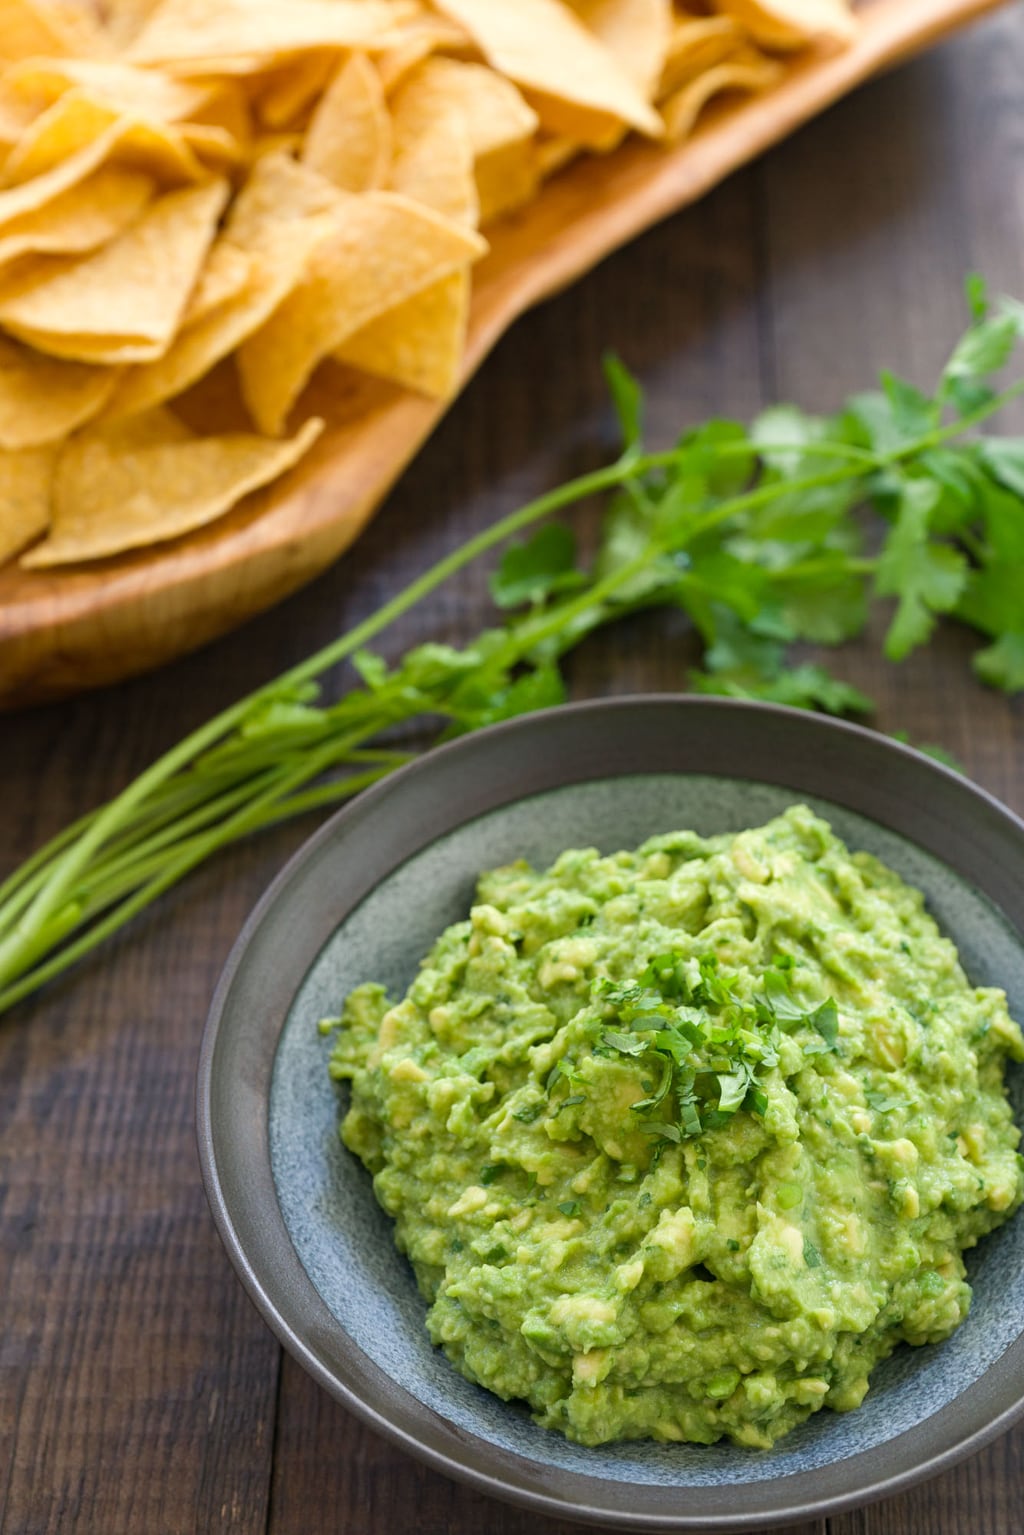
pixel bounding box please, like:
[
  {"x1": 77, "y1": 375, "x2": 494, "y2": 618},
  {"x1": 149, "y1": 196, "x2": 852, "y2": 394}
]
[{"x1": 196, "y1": 694, "x2": 1024, "y2": 1530}]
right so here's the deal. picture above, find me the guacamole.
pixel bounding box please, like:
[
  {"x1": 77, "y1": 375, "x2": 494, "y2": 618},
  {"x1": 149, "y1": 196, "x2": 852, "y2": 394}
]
[{"x1": 324, "y1": 806, "x2": 1024, "y2": 1448}]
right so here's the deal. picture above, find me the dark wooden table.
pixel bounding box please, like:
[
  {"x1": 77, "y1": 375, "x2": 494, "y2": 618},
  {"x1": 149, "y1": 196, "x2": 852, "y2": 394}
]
[{"x1": 4, "y1": 12, "x2": 1024, "y2": 1533}]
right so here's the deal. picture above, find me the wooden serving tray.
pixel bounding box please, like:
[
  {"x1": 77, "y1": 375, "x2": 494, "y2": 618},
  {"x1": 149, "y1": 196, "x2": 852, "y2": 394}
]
[{"x1": 0, "y1": 0, "x2": 1008, "y2": 710}]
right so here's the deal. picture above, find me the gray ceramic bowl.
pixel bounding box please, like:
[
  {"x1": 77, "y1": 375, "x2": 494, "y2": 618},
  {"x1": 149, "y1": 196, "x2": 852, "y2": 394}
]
[{"x1": 197, "y1": 697, "x2": 1024, "y2": 1531}]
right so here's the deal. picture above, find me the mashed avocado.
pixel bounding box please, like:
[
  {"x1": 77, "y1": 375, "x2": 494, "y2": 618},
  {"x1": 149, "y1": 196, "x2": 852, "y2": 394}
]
[{"x1": 324, "y1": 806, "x2": 1024, "y2": 1448}]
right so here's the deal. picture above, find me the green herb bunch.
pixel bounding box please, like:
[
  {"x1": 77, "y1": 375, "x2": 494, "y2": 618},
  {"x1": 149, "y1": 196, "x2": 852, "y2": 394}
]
[
  {"x1": 589, "y1": 952, "x2": 838, "y2": 1143},
  {"x1": 1, "y1": 277, "x2": 1022, "y2": 1017}
]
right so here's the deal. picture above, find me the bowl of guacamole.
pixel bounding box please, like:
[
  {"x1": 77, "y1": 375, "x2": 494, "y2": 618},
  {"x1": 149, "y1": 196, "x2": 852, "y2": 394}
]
[{"x1": 198, "y1": 697, "x2": 1024, "y2": 1531}]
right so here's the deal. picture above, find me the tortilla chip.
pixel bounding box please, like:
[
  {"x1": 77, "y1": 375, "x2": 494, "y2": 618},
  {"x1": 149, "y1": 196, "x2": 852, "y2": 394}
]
[
  {"x1": 661, "y1": 53, "x2": 782, "y2": 141},
  {"x1": 375, "y1": 18, "x2": 471, "y2": 93},
  {"x1": 181, "y1": 240, "x2": 254, "y2": 328},
  {"x1": 2, "y1": 93, "x2": 208, "y2": 186},
  {"x1": 534, "y1": 133, "x2": 581, "y2": 179},
  {"x1": 102, "y1": 216, "x2": 335, "y2": 419},
  {"x1": 0, "y1": 123, "x2": 119, "y2": 228},
  {"x1": 100, "y1": 0, "x2": 167, "y2": 48},
  {"x1": 21, "y1": 414, "x2": 324, "y2": 566},
  {"x1": 0, "y1": 444, "x2": 55, "y2": 564},
  {"x1": 390, "y1": 59, "x2": 538, "y2": 223},
  {"x1": 238, "y1": 191, "x2": 486, "y2": 433},
  {"x1": 0, "y1": 166, "x2": 152, "y2": 267},
  {"x1": 225, "y1": 149, "x2": 341, "y2": 247},
  {"x1": 0, "y1": 0, "x2": 101, "y2": 60},
  {"x1": 0, "y1": 84, "x2": 44, "y2": 153},
  {"x1": 0, "y1": 178, "x2": 228, "y2": 357},
  {"x1": 390, "y1": 85, "x2": 477, "y2": 226},
  {"x1": 570, "y1": 0, "x2": 672, "y2": 100},
  {"x1": 244, "y1": 131, "x2": 304, "y2": 168},
  {"x1": 432, "y1": 0, "x2": 662, "y2": 144},
  {"x1": 335, "y1": 268, "x2": 468, "y2": 399},
  {"x1": 0, "y1": 332, "x2": 117, "y2": 448},
  {"x1": 179, "y1": 121, "x2": 244, "y2": 171},
  {"x1": 128, "y1": 0, "x2": 418, "y2": 68},
  {"x1": 301, "y1": 53, "x2": 391, "y2": 193},
  {"x1": 712, "y1": 0, "x2": 856, "y2": 50},
  {"x1": 658, "y1": 15, "x2": 745, "y2": 97},
  {"x1": 5, "y1": 59, "x2": 218, "y2": 123},
  {"x1": 258, "y1": 51, "x2": 338, "y2": 129}
]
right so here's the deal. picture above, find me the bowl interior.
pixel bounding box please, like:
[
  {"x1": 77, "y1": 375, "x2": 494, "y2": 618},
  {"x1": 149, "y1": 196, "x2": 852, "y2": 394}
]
[{"x1": 269, "y1": 773, "x2": 1024, "y2": 1491}]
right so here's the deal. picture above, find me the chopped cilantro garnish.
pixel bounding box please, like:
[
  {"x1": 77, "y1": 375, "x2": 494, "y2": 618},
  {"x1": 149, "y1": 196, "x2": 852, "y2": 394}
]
[
  {"x1": 592, "y1": 951, "x2": 839, "y2": 1144},
  {"x1": 865, "y1": 1090, "x2": 903, "y2": 1114},
  {"x1": 803, "y1": 1239, "x2": 823, "y2": 1269},
  {"x1": 558, "y1": 1200, "x2": 582, "y2": 1218}
]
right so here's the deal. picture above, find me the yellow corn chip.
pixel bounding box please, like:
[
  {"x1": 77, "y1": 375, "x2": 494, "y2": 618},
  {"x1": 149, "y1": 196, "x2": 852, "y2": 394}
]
[
  {"x1": 658, "y1": 15, "x2": 745, "y2": 97},
  {"x1": 102, "y1": 216, "x2": 336, "y2": 419},
  {"x1": 534, "y1": 133, "x2": 581, "y2": 179},
  {"x1": 570, "y1": 0, "x2": 672, "y2": 100},
  {"x1": 0, "y1": 167, "x2": 152, "y2": 267},
  {"x1": 432, "y1": 0, "x2": 662, "y2": 144},
  {"x1": 186, "y1": 80, "x2": 253, "y2": 150},
  {"x1": 128, "y1": 0, "x2": 418, "y2": 68},
  {"x1": 661, "y1": 53, "x2": 782, "y2": 140},
  {"x1": 375, "y1": 18, "x2": 471, "y2": 93},
  {"x1": 301, "y1": 53, "x2": 391, "y2": 193},
  {"x1": 21, "y1": 414, "x2": 324, "y2": 566},
  {"x1": 258, "y1": 51, "x2": 338, "y2": 129},
  {"x1": 179, "y1": 121, "x2": 244, "y2": 171},
  {"x1": 0, "y1": 123, "x2": 123, "y2": 229},
  {"x1": 2, "y1": 93, "x2": 208, "y2": 186},
  {"x1": 0, "y1": 85, "x2": 44, "y2": 153},
  {"x1": 0, "y1": 178, "x2": 228, "y2": 357},
  {"x1": 181, "y1": 241, "x2": 254, "y2": 328},
  {"x1": 238, "y1": 191, "x2": 487, "y2": 434},
  {"x1": 5, "y1": 59, "x2": 218, "y2": 123},
  {"x1": 0, "y1": 443, "x2": 55, "y2": 566},
  {"x1": 712, "y1": 0, "x2": 856, "y2": 49},
  {"x1": 0, "y1": 0, "x2": 101, "y2": 60},
  {"x1": 100, "y1": 0, "x2": 167, "y2": 48},
  {"x1": 389, "y1": 58, "x2": 538, "y2": 224},
  {"x1": 390, "y1": 90, "x2": 477, "y2": 226},
  {"x1": 244, "y1": 132, "x2": 304, "y2": 169},
  {"x1": 225, "y1": 150, "x2": 340, "y2": 247},
  {"x1": 0, "y1": 332, "x2": 116, "y2": 448},
  {"x1": 335, "y1": 268, "x2": 468, "y2": 400}
]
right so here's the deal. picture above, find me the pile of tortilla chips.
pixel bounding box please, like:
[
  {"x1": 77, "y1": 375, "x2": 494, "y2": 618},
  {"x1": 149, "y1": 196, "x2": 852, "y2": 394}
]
[{"x1": 0, "y1": 0, "x2": 856, "y2": 570}]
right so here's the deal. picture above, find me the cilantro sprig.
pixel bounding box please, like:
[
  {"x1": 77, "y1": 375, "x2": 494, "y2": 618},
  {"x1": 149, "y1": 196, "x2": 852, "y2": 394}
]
[
  {"x1": 587, "y1": 953, "x2": 838, "y2": 1142},
  {"x1": 1, "y1": 278, "x2": 1022, "y2": 1016}
]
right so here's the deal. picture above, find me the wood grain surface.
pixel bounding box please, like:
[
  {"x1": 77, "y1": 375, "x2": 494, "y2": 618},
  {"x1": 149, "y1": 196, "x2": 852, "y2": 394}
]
[
  {"x1": 3, "y1": 7, "x2": 1024, "y2": 1533},
  {"x1": 0, "y1": 0, "x2": 1011, "y2": 710}
]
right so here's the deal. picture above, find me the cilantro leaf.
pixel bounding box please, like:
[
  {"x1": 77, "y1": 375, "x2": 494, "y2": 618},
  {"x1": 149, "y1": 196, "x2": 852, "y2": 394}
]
[
  {"x1": 677, "y1": 420, "x2": 754, "y2": 497},
  {"x1": 809, "y1": 999, "x2": 839, "y2": 1051},
  {"x1": 976, "y1": 438, "x2": 1024, "y2": 501},
  {"x1": 865, "y1": 1089, "x2": 903, "y2": 1113},
  {"x1": 603, "y1": 353, "x2": 644, "y2": 461},
  {"x1": 602, "y1": 1029, "x2": 649, "y2": 1057},
  {"x1": 876, "y1": 480, "x2": 968, "y2": 659},
  {"x1": 690, "y1": 651, "x2": 873, "y2": 718},
  {"x1": 889, "y1": 731, "x2": 965, "y2": 771},
  {"x1": 943, "y1": 311, "x2": 1018, "y2": 388},
  {"x1": 965, "y1": 273, "x2": 989, "y2": 322},
  {"x1": 973, "y1": 632, "x2": 1024, "y2": 692},
  {"x1": 490, "y1": 524, "x2": 585, "y2": 609}
]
